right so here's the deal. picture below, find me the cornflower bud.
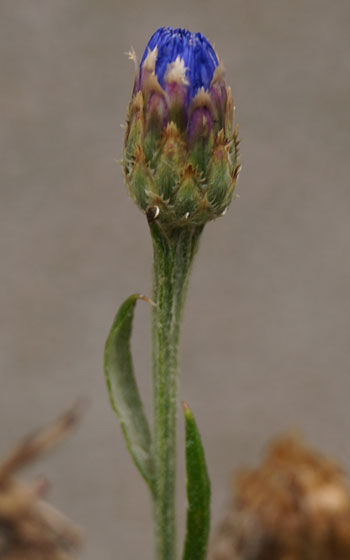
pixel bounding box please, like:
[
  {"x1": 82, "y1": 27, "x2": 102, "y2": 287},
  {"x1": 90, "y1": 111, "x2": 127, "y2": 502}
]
[{"x1": 123, "y1": 27, "x2": 240, "y2": 231}]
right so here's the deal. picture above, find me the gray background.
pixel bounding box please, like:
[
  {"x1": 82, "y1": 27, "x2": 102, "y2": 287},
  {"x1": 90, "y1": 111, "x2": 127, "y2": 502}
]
[{"x1": 1, "y1": 1, "x2": 349, "y2": 558}]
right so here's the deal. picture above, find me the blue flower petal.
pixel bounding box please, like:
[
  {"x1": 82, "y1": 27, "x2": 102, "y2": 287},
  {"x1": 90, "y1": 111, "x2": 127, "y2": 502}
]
[{"x1": 140, "y1": 27, "x2": 219, "y2": 99}]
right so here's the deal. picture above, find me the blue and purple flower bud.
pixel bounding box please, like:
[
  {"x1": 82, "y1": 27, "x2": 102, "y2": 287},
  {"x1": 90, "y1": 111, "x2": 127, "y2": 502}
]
[{"x1": 123, "y1": 27, "x2": 240, "y2": 230}]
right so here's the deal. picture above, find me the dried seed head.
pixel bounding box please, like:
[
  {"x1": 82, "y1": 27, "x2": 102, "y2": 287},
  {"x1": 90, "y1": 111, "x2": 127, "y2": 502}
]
[{"x1": 209, "y1": 435, "x2": 350, "y2": 560}]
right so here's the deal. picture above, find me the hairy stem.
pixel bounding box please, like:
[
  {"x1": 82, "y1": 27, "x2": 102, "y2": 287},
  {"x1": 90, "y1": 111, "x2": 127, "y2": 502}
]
[{"x1": 150, "y1": 223, "x2": 203, "y2": 560}]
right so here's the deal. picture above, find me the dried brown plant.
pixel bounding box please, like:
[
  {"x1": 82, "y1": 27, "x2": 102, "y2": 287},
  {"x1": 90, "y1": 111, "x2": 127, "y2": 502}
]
[
  {"x1": 0, "y1": 406, "x2": 82, "y2": 560},
  {"x1": 209, "y1": 435, "x2": 350, "y2": 560}
]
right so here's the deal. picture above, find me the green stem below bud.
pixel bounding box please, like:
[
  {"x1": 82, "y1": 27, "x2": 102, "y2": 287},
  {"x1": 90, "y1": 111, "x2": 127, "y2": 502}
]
[{"x1": 150, "y1": 220, "x2": 203, "y2": 560}]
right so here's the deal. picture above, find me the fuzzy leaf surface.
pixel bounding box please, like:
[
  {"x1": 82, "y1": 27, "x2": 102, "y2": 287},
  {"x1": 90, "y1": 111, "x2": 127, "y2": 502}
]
[
  {"x1": 182, "y1": 402, "x2": 211, "y2": 560},
  {"x1": 104, "y1": 294, "x2": 154, "y2": 492}
]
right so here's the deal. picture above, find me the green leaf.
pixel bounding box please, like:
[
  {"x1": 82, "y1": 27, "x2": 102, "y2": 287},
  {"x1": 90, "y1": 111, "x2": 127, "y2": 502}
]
[
  {"x1": 182, "y1": 401, "x2": 211, "y2": 560},
  {"x1": 104, "y1": 294, "x2": 155, "y2": 493}
]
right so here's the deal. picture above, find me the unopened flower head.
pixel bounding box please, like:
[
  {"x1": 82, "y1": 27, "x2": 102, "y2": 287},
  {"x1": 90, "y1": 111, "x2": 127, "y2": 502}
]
[{"x1": 123, "y1": 27, "x2": 240, "y2": 230}]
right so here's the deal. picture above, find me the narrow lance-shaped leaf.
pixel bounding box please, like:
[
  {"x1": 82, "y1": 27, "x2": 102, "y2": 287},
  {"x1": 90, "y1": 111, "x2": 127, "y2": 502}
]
[
  {"x1": 182, "y1": 401, "x2": 211, "y2": 560},
  {"x1": 104, "y1": 294, "x2": 155, "y2": 494}
]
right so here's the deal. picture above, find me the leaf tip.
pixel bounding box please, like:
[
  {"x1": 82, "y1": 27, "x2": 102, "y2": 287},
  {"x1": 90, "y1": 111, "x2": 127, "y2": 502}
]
[
  {"x1": 182, "y1": 400, "x2": 192, "y2": 417},
  {"x1": 139, "y1": 293, "x2": 157, "y2": 306}
]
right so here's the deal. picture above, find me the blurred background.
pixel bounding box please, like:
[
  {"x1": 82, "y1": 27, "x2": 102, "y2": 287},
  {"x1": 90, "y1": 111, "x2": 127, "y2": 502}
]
[{"x1": 1, "y1": 1, "x2": 349, "y2": 558}]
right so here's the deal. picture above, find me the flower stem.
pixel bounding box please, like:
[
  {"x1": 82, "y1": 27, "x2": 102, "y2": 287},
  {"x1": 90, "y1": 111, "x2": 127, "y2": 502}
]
[{"x1": 150, "y1": 222, "x2": 203, "y2": 560}]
